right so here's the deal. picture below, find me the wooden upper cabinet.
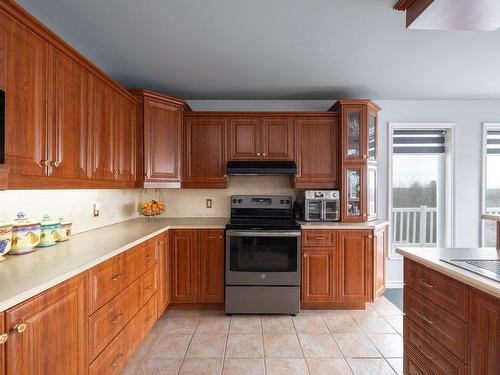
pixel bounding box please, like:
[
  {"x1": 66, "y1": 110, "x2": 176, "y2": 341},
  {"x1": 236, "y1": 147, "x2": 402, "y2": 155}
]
[
  {"x1": 198, "y1": 230, "x2": 224, "y2": 303},
  {"x1": 114, "y1": 94, "x2": 136, "y2": 182},
  {"x1": 294, "y1": 116, "x2": 339, "y2": 188},
  {"x1": 338, "y1": 230, "x2": 373, "y2": 302},
  {"x1": 184, "y1": 116, "x2": 228, "y2": 188},
  {"x1": 47, "y1": 46, "x2": 89, "y2": 179},
  {"x1": 0, "y1": 10, "x2": 47, "y2": 177},
  {"x1": 302, "y1": 247, "x2": 336, "y2": 303},
  {"x1": 143, "y1": 97, "x2": 182, "y2": 186},
  {"x1": 171, "y1": 230, "x2": 199, "y2": 302},
  {"x1": 261, "y1": 117, "x2": 294, "y2": 160},
  {"x1": 228, "y1": 117, "x2": 260, "y2": 160},
  {"x1": 5, "y1": 273, "x2": 88, "y2": 375},
  {"x1": 90, "y1": 77, "x2": 115, "y2": 181}
]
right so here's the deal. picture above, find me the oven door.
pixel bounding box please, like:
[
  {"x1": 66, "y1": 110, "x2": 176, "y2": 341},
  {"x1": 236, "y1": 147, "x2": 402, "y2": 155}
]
[{"x1": 226, "y1": 230, "x2": 301, "y2": 286}]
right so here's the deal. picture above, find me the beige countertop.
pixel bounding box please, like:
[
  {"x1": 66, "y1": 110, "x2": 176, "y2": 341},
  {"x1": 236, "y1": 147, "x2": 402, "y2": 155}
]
[
  {"x1": 0, "y1": 217, "x2": 228, "y2": 311},
  {"x1": 298, "y1": 219, "x2": 389, "y2": 230},
  {"x1": 396, "y1": 247, "x2": 500, "y2": 299}
]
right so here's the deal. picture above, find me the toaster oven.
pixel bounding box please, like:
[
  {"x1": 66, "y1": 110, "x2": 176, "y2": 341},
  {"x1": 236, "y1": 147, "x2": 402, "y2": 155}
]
[{"x1": 295, "y1": 190, "x2": 340, "y2": 222}]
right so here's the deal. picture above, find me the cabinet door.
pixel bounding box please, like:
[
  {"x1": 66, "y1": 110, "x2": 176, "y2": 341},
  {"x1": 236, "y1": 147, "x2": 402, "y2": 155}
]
[
  {"x1": 228, "y1": 117, "x2": 260, "y2": 160},
  {"x1": 374, "y1": 228, "x2": 386, "y2": 298},
  {"x1": 294, "y1": 117, "x2": 339, "y2": 188},
  {"x1": 367, "y1": 165, "x2": 377, "y2": 221},
  {"x1": 90, "y1": 77, "x2": 115, "y2": 181},
  {"x1": 47, "y1": 46, "x2": 89, "y2": 179},
  {"x1": 342, "y1": 164, "x2": 366, "y2": 222},
  {"x1": 0, "y1": 11, "x2": 47, "y2": 176},
  {"x1": 157, "y1": 232, "x2": 171, "y2": 315},
  {"x1": 338, "y1": 230, "x2": 373, "y2": 302},
  {"x1": 114, "y1": 94, "x2": 136, "y2": 182},
  {"x1": 367, "y1": 111, "x2": 377, "y2": 161},
  {"x1": 171, "y1": 230, "x2": 199, "y2": 302},
  {"x1": 5, "y1": 274, "x2": 88, "y2": 375},
  {"x1": 261, "y1": 117, "x2": 294, "y2": 160},
  {"x1": 184, "y1": 117, "x2": 228, "y2": 188},
  {"x1": 143, "y1": 98, "x2": 182, "y2": 184},
  {"x1": 342, "y1": 106, "x2": 366, "y2": 162},
  {"x1": 302, "y1": 247, "x2": 336, "y2": 302},
  {"x1": 0, "y1": 312, "x2": 4, "y2": 375},
  {"x1": 470, "y1": 289, "x2": 500, "y2": 375},
  {"x1": 199, "y1": 230, "x2": 224, "y2": 302}
]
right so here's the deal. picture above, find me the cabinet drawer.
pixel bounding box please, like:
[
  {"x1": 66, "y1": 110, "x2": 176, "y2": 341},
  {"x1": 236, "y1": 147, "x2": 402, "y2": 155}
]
[
  {"x1": 130, "y1": 294, "x2": 158, "y2": 351},
  {"x1": 88, "y1": 321, "x2": 130, "y2": 375},
  {"x1": 404, "y1": 287, "x2": 468, "y2": 362},
  {"x1": 404, "y1": 259, "x2": 468, "y2": 321},
  {"x1": 302, "y1": 230, "x2": 336, "y2": 247},
  {"x1": 89, "y1": 254, "x2": 133, "y2": 313},
  {"x1": 404, "y1": 318, "x2": 468, "y2": 375},
  {"x1": 130, "y1": 238, "x2": 158, "y2": 280},
  {"x1": 88, "y1": 266, "x2": 158, "y2": 360},
  {"x1": 404, "y1": 346, "x2": 433, "y2": 375}
]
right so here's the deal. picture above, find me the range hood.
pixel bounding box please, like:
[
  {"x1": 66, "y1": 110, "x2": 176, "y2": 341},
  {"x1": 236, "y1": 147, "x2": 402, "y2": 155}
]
[{"x1": 226, "y1": 160, "x2": 297, "y2": 175}]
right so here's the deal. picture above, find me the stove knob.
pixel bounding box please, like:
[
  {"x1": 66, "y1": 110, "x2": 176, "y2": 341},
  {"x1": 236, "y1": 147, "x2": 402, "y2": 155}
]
[
  {"x1": 280, "y1": 200, "x2": 285, "y2": 204},
  {"x1": 238, "y1": 199, "x2": 242, "y2": 203},
  {"x1": 286, "y1": 200, "x2": 290, "y2": 204},
  {"x1": 232, "y1": 199, "x2": 237, "y2": 204}
]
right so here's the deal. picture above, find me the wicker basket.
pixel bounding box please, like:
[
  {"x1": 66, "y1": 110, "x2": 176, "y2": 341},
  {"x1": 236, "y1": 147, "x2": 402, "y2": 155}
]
[{"x1": 137, "y1": 189, "x2": 165, "y2": 218}]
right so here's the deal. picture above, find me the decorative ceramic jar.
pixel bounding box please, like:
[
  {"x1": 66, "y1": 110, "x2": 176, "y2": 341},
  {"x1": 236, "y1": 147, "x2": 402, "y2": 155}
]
[
  {"x1": 10, "y1": 212, "x2": 41, "y2": 254},
  {"x1": 57, "y1": 218, "x2": 72, "y2": 242},
  {"x1": 0, "y1": 221, "x2": 13, "y2": 261},
  {"x1": 37, "y1": 214, "x2": 60, "y2": 247}
]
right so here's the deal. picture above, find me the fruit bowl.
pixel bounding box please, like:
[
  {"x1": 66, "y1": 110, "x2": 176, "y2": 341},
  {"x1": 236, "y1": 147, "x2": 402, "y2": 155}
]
[{"x1": 137, "y1": 189, "x2": 165, "y2": 218}]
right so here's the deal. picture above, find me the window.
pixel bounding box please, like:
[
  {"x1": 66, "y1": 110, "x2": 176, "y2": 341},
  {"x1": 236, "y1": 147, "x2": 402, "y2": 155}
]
[
  {"x1": 482, "y1": 124, "x2": 500, "y2": 247},
  {"x1": 388, "y1": 123, "x2": 455, "y2": 257}
]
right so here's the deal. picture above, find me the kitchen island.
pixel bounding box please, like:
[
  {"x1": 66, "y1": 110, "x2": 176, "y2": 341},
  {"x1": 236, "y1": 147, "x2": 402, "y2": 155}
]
[{"x1": 397, "y1": 247, "x2": 500, "y2": 374}]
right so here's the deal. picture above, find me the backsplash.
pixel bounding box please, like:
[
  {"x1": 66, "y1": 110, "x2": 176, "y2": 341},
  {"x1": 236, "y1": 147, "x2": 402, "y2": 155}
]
[
  {"x1": 0, "y1": 189, "x2": 139, "y2": 235},
  {"x1": 160, "y1": 176, "x2": 297, "y2": 217},
  {"x1": 0, "y1": 176, "x2": 297, "y2": 234}
]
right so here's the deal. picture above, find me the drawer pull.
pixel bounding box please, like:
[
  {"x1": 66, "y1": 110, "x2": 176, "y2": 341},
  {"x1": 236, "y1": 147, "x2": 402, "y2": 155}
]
[
  {"x1": 312, "y1": 236, "x2": 326, "y2": 240},
  {"x1": 420, "y1": 280, "x2": 436, "y2": 289},
  {"x1": 145, "y1": 285, "x2": 153, "y2": 291},
  {"x1": 111, "y1": 313, "x2": 122, "y2": 324},
  {"x1": 144, "y1": 254, "x2": 151, "y2": 260},
  {"x1": 145, "y1": 315, "x2": 153, "y2": 324},
  {"x1": 11, "y1": 323, "x2": 26, "y2": 334},
  {"x1": 111, "y1": 273, "x2": 123, "y2": 281},
  {"x1": 418, "y1": 346, "x2": 437, "y2": 362},
  {"x1": 0, "y1": 333, "x2": 7, "y2": 344},
  {"x1": 420, "y1": 313, "x2": 436, "y2": 325},
  {"x1": 110, "y1": 353, "x2": 124, "y2": 368}
]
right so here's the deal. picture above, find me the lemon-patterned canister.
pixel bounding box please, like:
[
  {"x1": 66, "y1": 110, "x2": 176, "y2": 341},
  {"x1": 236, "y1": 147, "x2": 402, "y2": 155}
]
[
  {"x1": 10, "y1": 212, "x2": 41, "y2": 254},
  {"x1": 0, "y1": 221, "x2": 13, "y2": 261},
  {"x1": 57, "y1": 217, "x2": 72, "y2": 242},
  {"x1": 37, "y1": 214, "x2": 60, "y2": 247}
]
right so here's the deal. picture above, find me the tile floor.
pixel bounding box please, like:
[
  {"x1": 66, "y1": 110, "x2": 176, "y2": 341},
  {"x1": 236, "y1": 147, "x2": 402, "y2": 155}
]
[{"x1": 121, "y1": 296, "x2": 403, "y2": 375}]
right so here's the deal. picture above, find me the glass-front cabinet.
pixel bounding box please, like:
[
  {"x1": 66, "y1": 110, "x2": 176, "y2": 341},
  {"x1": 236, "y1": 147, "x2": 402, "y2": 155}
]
[{"x1": 330, "y1": 99, "x2": 380, "y2": 222}]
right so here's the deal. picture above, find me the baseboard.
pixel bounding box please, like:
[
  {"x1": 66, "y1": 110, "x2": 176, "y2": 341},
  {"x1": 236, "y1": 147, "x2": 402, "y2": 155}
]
[{"x1": 385, "y1": 280, "x2": 404, "y2": 289}]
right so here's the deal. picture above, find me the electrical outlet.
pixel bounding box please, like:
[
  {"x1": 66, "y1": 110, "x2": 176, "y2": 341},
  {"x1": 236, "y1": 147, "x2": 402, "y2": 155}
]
[
  {"x1": 93, "y1": 202, "x2": 101, "y2": 217},
  {"x1": 206, "y1": 199, "x2": 213, "y2": 209}
]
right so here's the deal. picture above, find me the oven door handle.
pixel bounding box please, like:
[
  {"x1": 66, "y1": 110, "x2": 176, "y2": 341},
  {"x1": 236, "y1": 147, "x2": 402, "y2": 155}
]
[{"x1": 226, "y1": 231, "x2": 301, "y2": 237}]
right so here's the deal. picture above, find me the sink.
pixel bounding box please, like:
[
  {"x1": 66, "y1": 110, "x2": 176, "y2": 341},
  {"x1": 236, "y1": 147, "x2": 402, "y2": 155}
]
[{"x1": 441, "y1": 259, "x2": 500, "y2": 282}]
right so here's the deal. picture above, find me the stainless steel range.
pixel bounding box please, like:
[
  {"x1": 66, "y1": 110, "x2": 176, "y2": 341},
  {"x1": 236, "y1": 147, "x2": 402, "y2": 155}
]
[{"x1": 225, "y1": 195, "x2": 301, "y2": 315}]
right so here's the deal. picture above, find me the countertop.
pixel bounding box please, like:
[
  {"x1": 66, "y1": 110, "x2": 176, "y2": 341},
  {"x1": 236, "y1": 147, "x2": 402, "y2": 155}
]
[
  {"x1": 0, "y1": 217, "x2": 228, "y2": 311},
  {"x1": 298, "y1": 219, "x2": 389, "y2": 230},
  {"x1": 396, "y1": 247, "x2": 500, "y2": 299}
]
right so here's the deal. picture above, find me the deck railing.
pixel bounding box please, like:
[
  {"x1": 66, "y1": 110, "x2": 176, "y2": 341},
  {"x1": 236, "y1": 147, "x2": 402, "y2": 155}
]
[{"x1": 392, "y1": 206, "x2": 437, "y2": 247}]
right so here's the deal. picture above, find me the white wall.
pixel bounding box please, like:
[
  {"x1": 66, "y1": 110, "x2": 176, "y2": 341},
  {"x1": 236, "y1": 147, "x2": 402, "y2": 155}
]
[{"x1": 190, "y1": 99, "x2": 500, "y2": 286}]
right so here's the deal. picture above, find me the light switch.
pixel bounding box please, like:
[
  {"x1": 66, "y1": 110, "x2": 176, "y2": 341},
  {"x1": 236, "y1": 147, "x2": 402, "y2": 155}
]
[
  {"x1": 206, "y1": 199, "x2": 213, "y2": 209},
  {"x1": 94, "y1": 202, "x2": 101, "y2": 217}
]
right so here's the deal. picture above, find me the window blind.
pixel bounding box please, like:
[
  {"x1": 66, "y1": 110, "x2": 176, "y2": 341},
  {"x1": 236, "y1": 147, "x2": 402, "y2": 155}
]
[
  {"x1": 487, "y1": 129, "x2": 500, "y2": 154},
  {"x1": 393, "y1": 129, "x2": 447, "y2": 154}
]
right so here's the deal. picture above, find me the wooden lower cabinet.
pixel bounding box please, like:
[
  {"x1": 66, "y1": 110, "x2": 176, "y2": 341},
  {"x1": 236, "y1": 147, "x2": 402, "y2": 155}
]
[
  {"x1": 302, "y1": 247, "x2": 336, "y2": 302},
  {"x1": 0, "y1": 312, "x2": 5, "y2": 375},
  {"x1": 469, "y1": 289, "x2": 500, "y2": 374},
  {"x1": 338, "y1": 230, "x2": 373, "y2": 302},
  {"x1": 171, "y1": 229, "x2": 224, "y2": 304},
  {"x1": 5, "y1": 273, "x2": 88, "y2": 375},
  {"x1": 373, "y1": 226, "x2": 386, "y2": 298},
  {"x1": 157, "y1": 232, "x2": 171, "y2": 315}
]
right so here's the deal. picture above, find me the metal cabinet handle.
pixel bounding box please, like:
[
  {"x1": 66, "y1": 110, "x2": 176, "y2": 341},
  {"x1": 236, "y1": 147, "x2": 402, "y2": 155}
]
[
  {"x1": 111, "y1": 273, "x2": 123, "y2": 281},
  {"x1": 420, "y1": 280, "x2": 436, "y2": 289},
  {"x1": 303, "y1": 253, "x2": 307, "y2": 258},
  {"x1": 50, "y1": 160, "x2": 60, "y2": 167},
  {"x1": 145, "y1": 315, "x2": 153, "y2": 324},
  {"x1": 11, "y1": 323, "x2": 26, "y2": 334},
  {"x1": 420, "y1": 314, "x2": 436, "y2": 325},
  {"x1": 144, "y1": 254, "x2": 151, "y2": 260},
  {"x1": 110, "y1": 353, "x2": 124, "y2": 368},
  {"x1": 111, "y1": 313, "x2": 122, "y2": 324},
  {"x1": 262, "y1": 153, "x2": 267, "y2": 157},
  {"x1": 39, "y1": 159, "x2": 50, "y2": 167},
  {"x1": 257, "y1": 153, "x2": 261, "y2": 157},
  {"x1": 0, "y1": 333, "x2": 8, "y2": 344},
  {"x1": 312, "y1": 236, "x2": 326, "y2": 240},
  {"x1": 418, "y1": 346, "x2": 437, "y2": 361},
  {"x1": 219, "y1": 235, "x2": 223, "y2": 239},
  {"x1": 368, "y1": 235, "x2": 373, "y2": 239},
  {"x1": 363, "y1": 154, "x2": 367, "y2": 159},
  {"x1": 145, "y1": 285, "x2": 153, "y2": 291}
]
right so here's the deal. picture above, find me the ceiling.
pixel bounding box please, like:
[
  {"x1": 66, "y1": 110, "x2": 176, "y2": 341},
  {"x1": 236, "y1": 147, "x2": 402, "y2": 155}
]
[{"x1": 16, "y1": 0, "x2": 500, "y2": 100}]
